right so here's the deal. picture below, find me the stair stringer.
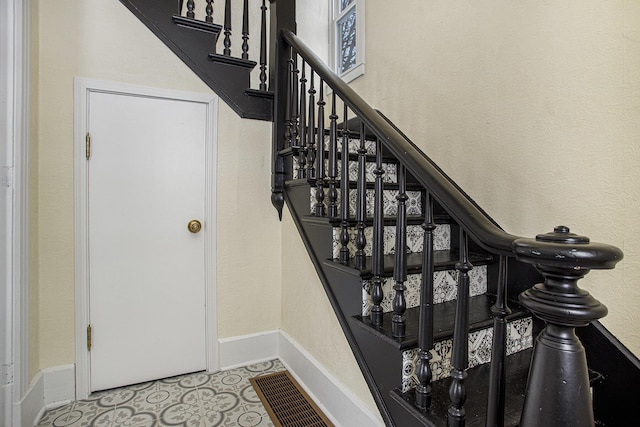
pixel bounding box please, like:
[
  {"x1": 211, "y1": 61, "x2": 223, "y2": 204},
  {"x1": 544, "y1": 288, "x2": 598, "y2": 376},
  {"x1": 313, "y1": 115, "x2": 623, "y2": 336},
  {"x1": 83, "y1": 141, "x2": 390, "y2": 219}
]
[
  {"x1": 284, "y1": 181, "x2": 431, "y2": 427},
  {"x1": 119, "y1": 0, "x2": 273, "y2": 121}
]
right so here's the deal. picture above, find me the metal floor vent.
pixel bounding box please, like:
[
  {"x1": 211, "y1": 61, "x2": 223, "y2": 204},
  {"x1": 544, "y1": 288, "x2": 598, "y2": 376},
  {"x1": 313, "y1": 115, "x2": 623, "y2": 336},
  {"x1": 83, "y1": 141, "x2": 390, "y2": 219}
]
[{"x1": 250, "y1": 371, "x2": 335, "y2": 427}]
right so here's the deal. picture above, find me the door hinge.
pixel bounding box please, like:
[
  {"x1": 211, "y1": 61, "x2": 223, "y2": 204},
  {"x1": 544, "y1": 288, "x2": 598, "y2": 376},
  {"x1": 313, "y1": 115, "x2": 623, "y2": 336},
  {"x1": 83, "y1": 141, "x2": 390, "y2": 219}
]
[
  {"x1": 86, "y1": 132, "x2": 91, "y2": 159},
  {"x1": 87, "y1": 324, "x2": 92, "y2": 351}
]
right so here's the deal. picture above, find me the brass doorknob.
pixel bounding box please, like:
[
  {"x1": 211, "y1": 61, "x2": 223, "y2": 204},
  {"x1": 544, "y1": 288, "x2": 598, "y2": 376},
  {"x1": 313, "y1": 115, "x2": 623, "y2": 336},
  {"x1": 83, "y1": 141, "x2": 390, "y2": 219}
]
[{"x1": 187, "y1": 220, "x2": 202, "y2": 233}]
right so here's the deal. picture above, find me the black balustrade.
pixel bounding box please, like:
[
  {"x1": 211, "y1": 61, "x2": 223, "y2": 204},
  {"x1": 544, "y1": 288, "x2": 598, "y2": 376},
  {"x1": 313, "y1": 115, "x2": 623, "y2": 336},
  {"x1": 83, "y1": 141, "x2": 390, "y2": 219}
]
[
  {"x1": 205, "y1": 0, "x2": 214, "y2": 22},
  {"x1": 223, "y1": 0, "x2": 232, "y2": 55},
  {"x1": 241, "y1": 0, "x2": 249, "y2": 59},
  {"x1": 369, "y1": 137, "x2": 385, "y2": 326},
  {"x1": 392, "y1": 165, "x2": 408, "y2": 338},
  {"x1": 415, "y1": 192, "x2": 435, "y2": 409},
  {"x1": 314, "y1": 81, "x2": 326, "y2": 216},
  {"x1": 259, "y1": 0, "x2": 268, "y2": 90},
  {"x1": 290, "y1": 56, "x2": 299, "y2": 150},
  {"x1": 448, "y1": 231, "x2": 472, "y2": 427},
  {"x1": 187, "y1": 0, "x2": 195, "y2": 18},
  {"x1": 486, "y1": 256, "x2": 511, "y2": 427},
  {"x1": 298, "y1": 63, "x2": 307, "y2": 178},
  {"x1": 355, "y1": 122, "x2": 367, "y2": 270},
  {"x1": 306, "y1": 72, "x2": 316, "y2": 181},
  {"x1": 327, "y1": 93, "x2": 338, "y2": 218},
  {"x1": 339, "y1": 105, "x2": 350, "y2": 264},
  {"x1": 283, "y1": 50, "x2": 293, "y2": 148}
]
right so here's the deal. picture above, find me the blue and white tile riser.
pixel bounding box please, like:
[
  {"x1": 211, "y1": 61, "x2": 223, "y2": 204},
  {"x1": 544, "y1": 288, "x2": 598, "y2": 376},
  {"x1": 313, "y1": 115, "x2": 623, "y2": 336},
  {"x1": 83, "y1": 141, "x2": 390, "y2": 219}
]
[
  {"x1": 361, "y1": 265, "x2": 488, "y2": 316},
  {"x1": 332, "y1": 224, "x2": 451, "y2": 259},
  {"x1": 310, "y1": 188, "x2": 422, "y2": 217},
  {"x1": 401, "y1": 317, "x2": 534, "y2": 392}
]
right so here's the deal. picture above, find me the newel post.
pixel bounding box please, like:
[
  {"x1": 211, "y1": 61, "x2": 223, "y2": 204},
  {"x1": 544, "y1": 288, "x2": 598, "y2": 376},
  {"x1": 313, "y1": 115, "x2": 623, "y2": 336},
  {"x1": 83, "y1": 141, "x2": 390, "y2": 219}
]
[{"x1": 513, "y1": 226, "x2": 623, "y2": 427}]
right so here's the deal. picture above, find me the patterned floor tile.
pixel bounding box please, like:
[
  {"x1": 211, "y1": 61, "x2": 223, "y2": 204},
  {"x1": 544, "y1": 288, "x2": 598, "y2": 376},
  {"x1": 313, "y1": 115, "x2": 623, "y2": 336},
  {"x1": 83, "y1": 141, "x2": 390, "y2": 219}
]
[{"x1": 36, "y1": 360, "x2": 284, "y2": 427}]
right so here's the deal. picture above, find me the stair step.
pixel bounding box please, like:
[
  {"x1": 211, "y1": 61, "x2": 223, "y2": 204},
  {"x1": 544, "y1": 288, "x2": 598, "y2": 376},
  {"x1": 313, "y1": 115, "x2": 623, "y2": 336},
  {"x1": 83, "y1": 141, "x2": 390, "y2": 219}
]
[
  {"x1": 361, "y1": 265, "x2": 488, "y2": 316},
  {"x1": 172, "y1": 15, "x2": 223, "y2": 37},
  {"x1": 295, "y1": 157, "x2": 398, "y2": 184},
  {"x1": 331, "y1": 223, "x2": 451, "y2": 259},
  {"x1": 391, "y1": 348, "x2": 533, "y2": 427},
  {"x1": 208, "y1": 53, "x2": 257, "y2": 69},
  {"x1": 324, "y1": 250, "x2": 493, "y2": 278}
]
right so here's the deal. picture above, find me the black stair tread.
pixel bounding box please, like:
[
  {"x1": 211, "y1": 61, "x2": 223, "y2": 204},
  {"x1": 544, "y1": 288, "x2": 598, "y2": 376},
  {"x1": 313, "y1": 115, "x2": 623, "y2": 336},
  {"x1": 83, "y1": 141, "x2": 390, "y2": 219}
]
[
  {"x1": 244, "y1": 88, "x2": 274, "y2": 99},
  {"x1": 352, "y1": 294, "x2": 530, "y2": 351},
  {"x1": 172, "y1": 15, "x2": 223, "y2": 36},
  {"x1": 208, "y1": 53, "x2": 257, "y2": 68},
  {"x1": 324, "y1": 251, "x2": 494, "y2": 278},
  {"x1": 390, "y1": 348, "x2": 533, "y2": 427}
]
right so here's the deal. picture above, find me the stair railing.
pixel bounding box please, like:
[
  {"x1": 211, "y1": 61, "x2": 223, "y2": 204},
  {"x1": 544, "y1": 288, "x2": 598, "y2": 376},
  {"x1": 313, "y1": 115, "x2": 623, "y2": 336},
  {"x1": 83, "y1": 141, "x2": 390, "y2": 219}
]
[{"x1": 274, "y1": 28, "x2": 623, "y2": 427}]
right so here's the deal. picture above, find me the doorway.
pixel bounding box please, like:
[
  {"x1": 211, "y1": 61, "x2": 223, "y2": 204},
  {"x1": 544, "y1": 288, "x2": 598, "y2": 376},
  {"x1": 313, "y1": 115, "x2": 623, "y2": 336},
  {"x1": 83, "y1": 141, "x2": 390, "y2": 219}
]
[{"x1": 74, "y1": 79, "x2": 218, "y2": 397}]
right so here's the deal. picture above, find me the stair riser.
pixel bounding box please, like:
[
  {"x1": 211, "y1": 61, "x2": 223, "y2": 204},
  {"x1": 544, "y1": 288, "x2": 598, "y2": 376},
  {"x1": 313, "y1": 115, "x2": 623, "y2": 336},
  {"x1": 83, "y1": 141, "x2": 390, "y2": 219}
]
[
  {"x1": 294, "y1": 157, "x2": 398, "y2": 184},
  {"x1": 310, "y1": 188, "x2": 422, "y2": 217},
  {"x1": 401, "y1": 317, "x2": 534, "y2": 392},
  {"x1": 332, "y1": 224, "x2": 450, "y2": 259},
  {"x1": 362, "y1": 266, "x2": 488, "y2": 316}
]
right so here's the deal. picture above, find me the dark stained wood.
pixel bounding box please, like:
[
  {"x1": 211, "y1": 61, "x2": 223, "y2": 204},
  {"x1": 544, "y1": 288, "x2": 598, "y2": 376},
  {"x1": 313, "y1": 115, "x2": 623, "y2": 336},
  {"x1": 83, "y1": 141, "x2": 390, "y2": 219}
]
[
  {"x1": 339, "y1": 104, "x2": 350, "y2": 264},
  {"x1": 392, "y1": 164, "x2": 408, "y2": 338},
  {"x1": 327, "y1": 93, "x2": 338, "y2": 218},
  {"x1": 306, "y1": 72, "x2": 316, "y2": 181},
  {"x1": 354, "y1": 121, "x2": 367, "y2": 270},
  {"x1": 259, "y1": 0, "x2": 268, "y2": 90},
  {"x1": 241, "y1": 0, "x2": 249, "y2": 60},
  {"x1": 297, "y1": 63, "x2": 307, "y2": 178},
  {"x1": 205, "y1": 0, "x2": 214, "y2": 22},
  {"x1": 223, "y1": 0, "x2": 231, "y2": 55},
  {"x1": 369, "y1": 137, "x2": 385, "y2": 326}
]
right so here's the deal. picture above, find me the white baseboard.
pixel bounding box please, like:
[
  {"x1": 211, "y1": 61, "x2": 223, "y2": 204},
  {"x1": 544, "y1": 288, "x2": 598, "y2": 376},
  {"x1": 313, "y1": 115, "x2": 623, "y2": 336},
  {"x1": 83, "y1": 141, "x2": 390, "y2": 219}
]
[
  {"x1": 278, "y1": 331, "x2": 385, "y2": 427},
  {"x1": 217, "y1": 330, "x2": 280, "y2": 370},
  {"x1": 19, "y1": 364, "x2": 75, "y2": 426}
]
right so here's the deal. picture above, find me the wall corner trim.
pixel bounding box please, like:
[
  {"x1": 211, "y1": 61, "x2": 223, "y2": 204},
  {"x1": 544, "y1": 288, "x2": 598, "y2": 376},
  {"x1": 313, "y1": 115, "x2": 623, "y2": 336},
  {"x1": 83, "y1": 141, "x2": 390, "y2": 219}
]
[{"x1": 20, "y1": 364, "x2": 75, "y2": 427}]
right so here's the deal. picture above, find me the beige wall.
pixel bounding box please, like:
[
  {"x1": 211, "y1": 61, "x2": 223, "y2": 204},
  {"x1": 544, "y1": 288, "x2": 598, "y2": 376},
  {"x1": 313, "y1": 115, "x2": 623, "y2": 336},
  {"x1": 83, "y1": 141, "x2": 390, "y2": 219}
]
[
  {"x1": 31, "y1": 0, "x2": 281, "y2": 374},
  {"x1": 344, "y1": 0, "x2": 640, "y2": 354}
]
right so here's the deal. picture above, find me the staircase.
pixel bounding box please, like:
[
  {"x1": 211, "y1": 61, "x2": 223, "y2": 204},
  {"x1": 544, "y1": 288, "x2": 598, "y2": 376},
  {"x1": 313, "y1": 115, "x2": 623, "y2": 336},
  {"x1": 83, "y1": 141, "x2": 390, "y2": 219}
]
[{"x1": 119, "y1": 1, "x2": 639, "y2": 426}]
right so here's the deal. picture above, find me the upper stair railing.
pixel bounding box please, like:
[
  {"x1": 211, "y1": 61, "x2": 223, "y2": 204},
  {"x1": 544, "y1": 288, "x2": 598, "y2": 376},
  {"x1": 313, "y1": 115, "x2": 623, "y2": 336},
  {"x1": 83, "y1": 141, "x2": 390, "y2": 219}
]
[{"x1": 273, "y1": 28, "x2": 623, "y2": 427}]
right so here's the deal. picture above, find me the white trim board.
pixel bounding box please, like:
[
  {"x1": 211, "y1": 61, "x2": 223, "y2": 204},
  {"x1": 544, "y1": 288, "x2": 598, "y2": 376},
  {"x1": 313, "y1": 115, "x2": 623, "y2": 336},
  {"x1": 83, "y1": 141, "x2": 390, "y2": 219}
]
[
  {"x1": 73, "y1": 77, "x2": 219, "y2": 399},
  {"x1": 20, "y1": 365, "x2": 75, "y2": 427}
]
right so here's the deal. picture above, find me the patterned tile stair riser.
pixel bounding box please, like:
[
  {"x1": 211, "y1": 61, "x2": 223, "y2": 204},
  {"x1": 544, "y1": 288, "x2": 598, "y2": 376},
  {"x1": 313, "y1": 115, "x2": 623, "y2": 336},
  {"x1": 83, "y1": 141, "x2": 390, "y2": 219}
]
[
  {"x1": 332, "y1": 223, "x2": 451, "y2": 259},
  {"x1": 36, "y1": 359, "x2": 285, "y2": 427},
  {"x1": 294, "y1": 157, "x2": 398, "y2": 184},
  {"x1": 310, "y1": 188, "x2": 422, "y2": 217},
  {"x1": 401, "y1": 317, "x2": 534, "y2": 392}
]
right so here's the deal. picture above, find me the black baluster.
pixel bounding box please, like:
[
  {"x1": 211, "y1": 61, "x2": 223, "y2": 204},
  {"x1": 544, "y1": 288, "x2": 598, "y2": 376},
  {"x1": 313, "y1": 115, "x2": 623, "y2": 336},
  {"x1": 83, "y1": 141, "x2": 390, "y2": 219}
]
[
  {"x1": 327, "y1": 93, "x2": 338, "y2": 218},
  {"x1": 339, "y1": 104, "x2": 350, "y2": 264},
  {"x1": 283, "y1": 51, "x2": 293, "y2": 148},
  {"x1": 355, "y1": 121, "x2": 367, "y2": 270},
  {"x1": 259, "y1": 0, "x2": 268, "y2": 91},
  {"x1": 223, "y1": 0, "x2": 231, "y2": 55},
  {"x1": 486, "y1": 256, "x2": 511, "y2": 427},
  {"x1": 448, "y1": 231, "x2": 472, "y2": 427},
  {"x1": 314, "y1": 81, "x2": 326, "y2": 216},
  {"x1": 290, "y1": 55, "x2": 299, "y2": 151},
  {"x1": 179, "y1": 0, "x2": 185, "y2": 15},
  {"x1": 306, "y1": 72, "x2": 316, "y2": 181},
  {"x1": 416, "y1": 191, "x2": 435, "y2": 409},
  {"x1": 298, "y1": 64, "x2": 307, "y2": 179},
  {"x1": 369, "y1": 137, "x2": 385, "y2": 326},
  {"x1": 241, "y1": 0, "x2": 249, "y2": 60},
  {"x1": 205, "y1": 0, "x2": 214, "y2": 22},
  {"x1": 186, "y1": 0, "x2": 195, "y2": 18},
  {"x1": 392, "y1": 165, "x2": 408, "y2": 338}
]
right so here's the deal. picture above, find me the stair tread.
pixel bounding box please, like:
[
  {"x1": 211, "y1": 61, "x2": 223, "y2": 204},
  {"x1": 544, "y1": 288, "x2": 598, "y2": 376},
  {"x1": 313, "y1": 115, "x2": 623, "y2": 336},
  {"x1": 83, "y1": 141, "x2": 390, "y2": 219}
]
[
  {"x1": 324, "y1": 250, "x2": 494, "y2": 278},
  {"x1": 172, "y1": 15, "x2": 223, "y2": 35},
  {"x1": 352, "y1": 294, "x2": 530, "y2": 350},
  {"x1": 391, "y1": 348, "x2": 532, "y2": 427},
  {"x1": 208, "y1": 53, "x2": 257, "y2": 68}
]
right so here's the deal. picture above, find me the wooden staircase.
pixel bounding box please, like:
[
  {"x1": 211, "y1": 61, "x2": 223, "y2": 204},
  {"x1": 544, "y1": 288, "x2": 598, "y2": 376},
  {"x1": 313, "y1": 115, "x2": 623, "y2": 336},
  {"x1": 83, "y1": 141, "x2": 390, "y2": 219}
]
[{"x1": 119, "y1": 1, "x2": 639, "y2": 426}]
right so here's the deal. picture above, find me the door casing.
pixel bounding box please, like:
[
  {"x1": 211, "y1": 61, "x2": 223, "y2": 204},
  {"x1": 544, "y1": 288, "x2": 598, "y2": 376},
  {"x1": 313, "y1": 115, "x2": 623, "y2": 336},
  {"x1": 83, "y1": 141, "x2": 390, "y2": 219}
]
[{"x1": 74, "y1": 78, "x2": 218, "y2": 399}]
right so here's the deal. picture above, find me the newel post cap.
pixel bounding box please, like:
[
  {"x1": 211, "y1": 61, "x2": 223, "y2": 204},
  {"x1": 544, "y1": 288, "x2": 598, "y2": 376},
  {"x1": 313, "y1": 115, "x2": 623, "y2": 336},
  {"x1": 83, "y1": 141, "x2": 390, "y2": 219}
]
[{"x1": 512, "y1": 225, "x2": 623, "y2": 270}]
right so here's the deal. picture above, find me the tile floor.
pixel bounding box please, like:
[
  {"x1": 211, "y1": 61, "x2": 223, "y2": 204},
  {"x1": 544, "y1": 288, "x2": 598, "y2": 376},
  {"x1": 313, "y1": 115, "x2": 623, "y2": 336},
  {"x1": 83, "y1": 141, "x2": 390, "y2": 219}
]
[{"x1": 36, "y1": 360, "x2": 284, "y2": 427}]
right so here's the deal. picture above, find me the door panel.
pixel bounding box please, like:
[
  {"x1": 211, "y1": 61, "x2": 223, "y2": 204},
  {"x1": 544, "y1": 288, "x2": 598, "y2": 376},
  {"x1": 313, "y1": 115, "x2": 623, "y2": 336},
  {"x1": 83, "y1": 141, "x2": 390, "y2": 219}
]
[{"x1": 88, "y1": 92, "x2": 207, "y2": 391}]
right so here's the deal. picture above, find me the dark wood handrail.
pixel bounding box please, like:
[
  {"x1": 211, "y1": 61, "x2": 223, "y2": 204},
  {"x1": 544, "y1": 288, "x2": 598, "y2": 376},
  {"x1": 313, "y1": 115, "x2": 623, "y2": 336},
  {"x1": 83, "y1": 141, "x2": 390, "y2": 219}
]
[{"x1": 281, "y1": 29, "x2": 517, "y2": 256}]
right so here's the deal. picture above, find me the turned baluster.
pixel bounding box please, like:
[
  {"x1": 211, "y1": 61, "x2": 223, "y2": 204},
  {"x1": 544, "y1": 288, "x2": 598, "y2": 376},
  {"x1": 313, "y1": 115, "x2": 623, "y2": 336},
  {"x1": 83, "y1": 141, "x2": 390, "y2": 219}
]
[
  {"x1": 514, "y1": 226, "x2": 622, "y2": 427},
  {"x1": 306, "y1": 72, "x2": 316, "y2": 181},
  {"x1": 415, "y1": 192, "x2": 435, "y2": 409},
  {"x1": 355, "y1": 121, "x2": 367, "y2": 270},
  {"x1": 448, "y1": 231, "x2": 473, "y2": 427},
  {"x1": 205, "y1": 0, "x2": 214, "y2": 22},
  {"x1": 327, "y1": 93, "x2": 338, "y2": 218},
  {"x1": 314, "y1": 81, "x2": 326, "y2": 216},
  {"x1": 486, "y1": 256, "x2": 511, "y2": 427},
  {"x1": 369, "y1": 137, "x2": 385, "y2": 326},
  {"x1": 259, "y1": 0, "x2": 268, "y2": 90},
  {"x1": 298, "y1": 64, "x2": 307, "y2": 179},
  {"x1": 223, "y1": 0, "x2": 232, "y2": 56},
  {"x1": 290, "y1": 56, "x2": 299, "y2": 151},
  {"x1": 392, "y1": 165, "x2": 408, "y2": 338},
  {"x1": 284, "y1": 52, "x2": 294, "y2": 148},
  {"x1": 339, "y1": 105, "x2": 350, "y2": 264},
  {"x1": 241, "y1": 0, "x2": 249, "y2": 60},
  {"x1": 186, "y1": 0, "x2": 196, "y2": 18}
]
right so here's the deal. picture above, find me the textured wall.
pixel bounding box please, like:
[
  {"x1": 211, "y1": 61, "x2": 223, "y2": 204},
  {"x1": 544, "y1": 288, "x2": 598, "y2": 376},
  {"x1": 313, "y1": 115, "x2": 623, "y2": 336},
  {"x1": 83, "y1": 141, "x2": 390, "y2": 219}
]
[
  {"x1": 32, "y1": 0, "x2": 280, "y2": 374},
  {"x1": 345, "y1": 0, "x2": 640, "y2": 354}
]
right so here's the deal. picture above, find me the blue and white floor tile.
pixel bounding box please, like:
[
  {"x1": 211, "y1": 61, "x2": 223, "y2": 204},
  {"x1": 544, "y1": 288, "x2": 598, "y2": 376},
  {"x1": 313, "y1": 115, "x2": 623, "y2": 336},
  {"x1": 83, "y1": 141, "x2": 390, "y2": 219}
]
[{"x1": 36, "y1": 360, "x2": 284, "y2": 427}]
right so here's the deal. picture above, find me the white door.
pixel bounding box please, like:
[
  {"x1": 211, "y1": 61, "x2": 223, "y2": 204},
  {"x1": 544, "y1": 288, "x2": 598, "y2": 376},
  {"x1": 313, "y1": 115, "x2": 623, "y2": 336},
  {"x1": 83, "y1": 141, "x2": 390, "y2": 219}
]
[{"x1": 87, "y1": 91, "x2": 208, "y2": 392}]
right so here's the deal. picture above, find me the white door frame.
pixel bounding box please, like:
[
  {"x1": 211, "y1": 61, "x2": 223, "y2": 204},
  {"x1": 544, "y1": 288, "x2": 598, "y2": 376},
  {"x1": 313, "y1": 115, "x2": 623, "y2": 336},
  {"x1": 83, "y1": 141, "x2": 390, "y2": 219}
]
[
  {"x1": 2, "y1": 0, "x2": 30, "y2": 425},
  {"x1": 74, "y1": 78, "x2": 219, "y2": 399}
]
